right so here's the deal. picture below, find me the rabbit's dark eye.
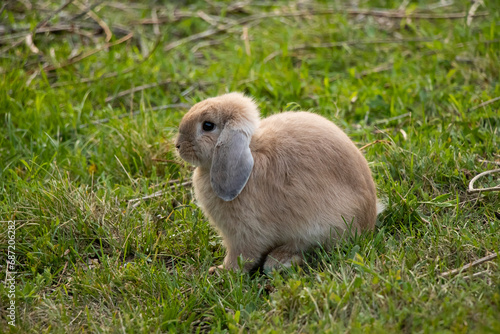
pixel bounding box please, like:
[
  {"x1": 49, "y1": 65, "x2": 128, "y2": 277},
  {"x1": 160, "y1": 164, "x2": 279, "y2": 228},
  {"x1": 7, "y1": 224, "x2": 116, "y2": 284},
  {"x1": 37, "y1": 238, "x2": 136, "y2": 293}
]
[{"x1": 202, "y1": 121, "x2": 215, "y2": 132}]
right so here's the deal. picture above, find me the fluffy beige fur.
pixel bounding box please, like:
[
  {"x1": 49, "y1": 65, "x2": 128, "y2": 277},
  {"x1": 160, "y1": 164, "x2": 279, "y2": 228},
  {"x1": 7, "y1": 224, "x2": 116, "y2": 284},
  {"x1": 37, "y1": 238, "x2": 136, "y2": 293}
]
[{"x1": 176, "y1": 92, "x2": 379, "y2": 272}]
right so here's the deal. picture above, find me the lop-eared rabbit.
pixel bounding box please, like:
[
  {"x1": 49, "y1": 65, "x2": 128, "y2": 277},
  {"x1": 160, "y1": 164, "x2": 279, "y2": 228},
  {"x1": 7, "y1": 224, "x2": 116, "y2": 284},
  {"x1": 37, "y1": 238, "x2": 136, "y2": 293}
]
[{"x1": 176, "y1": 93, "x2": 381, "y2": 273}]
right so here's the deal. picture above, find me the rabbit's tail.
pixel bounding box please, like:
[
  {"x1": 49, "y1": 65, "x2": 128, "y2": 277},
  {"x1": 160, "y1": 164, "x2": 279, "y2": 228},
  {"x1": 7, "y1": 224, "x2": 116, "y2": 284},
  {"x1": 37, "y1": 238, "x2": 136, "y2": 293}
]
[{"x1": 376, "y1": 200, "x2": 386, "y2": 215}]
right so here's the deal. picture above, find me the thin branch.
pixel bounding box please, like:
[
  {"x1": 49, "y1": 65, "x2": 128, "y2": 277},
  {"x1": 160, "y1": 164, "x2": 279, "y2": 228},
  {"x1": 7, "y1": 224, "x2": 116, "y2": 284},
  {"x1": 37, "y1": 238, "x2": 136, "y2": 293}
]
[
  {"x1": 373, "y1": 112, "x2": 412, "y2": 125},
  {"x1": 197, "y1": 10, "x2": 224, "y2": 28},
  {"x1": 358, "y1": 39, "x2": 498, "y2": 79},
  {"x1": 42, "y1": 32, "x2": 133, "y2": 73},
  {"x1": 264, "y1": 38, "x2": 436, "y2": 63},
  {"x1": 128, "y1": 181, "x2": 193, "y2": 204},
  {"x1": 74, "y1": 1, "x2": 112, "y2": 42},
  {"x1": 356, "y1": 62, "x2": 394, "y2": 78},
  {"x1": 469, "y1": 96, "x2": 500, "y2": 111},
  {"x1": 426, "y1": 0, "x2": 454, "y2": 10},
  {"x1": 477, "y1": 159, "x2": 500, "y2": 167},
  {"x1": 80, "y1": 103, "x2": 190, "y2": 128},
  {"x1": 358, "y1": 140, "x2": 391, "y2": 151},
  {"x1": 467, "y1": 0, "x2": 484, "y2": 26},
  {"x1": 47, "y1": 7, "x2": 488, "y2": 88},
  {"x1": 70, "y1": 0, "x2": 106, "y2": 20},
  {"x1": 34, "y1": 0, "x2": 75, "y2": 31},
  {"x1": 50, "y1": 33, "x2": 161, "y2": 88},
  {"x1": 151, "y1": 8, "x2": 160, "y2": 36},
  {"x1": 439, "y1": 252, "x2": 498, "y2": 278},
  {"x1": 463, "y1": 269, "x2": 490, "y2": 280},
  {"x1": 151, "y1": 158, "x2": 183, "y2": 165},
  {"x1": 164, "y1": 26, "x2": 227, "y2": 52},
  {"x1": 0, "y1": 23, "x2": 129, "y2": 43},
  {"x1": 149, "y1": 178, "x2": 193, "y2": 190},
  {"x1": 45, "y1": 7, "x2": 487, "y2": 87},
  {"x1": 242, "y1": 26, "x2": 251, "y2": 56},
  {"x1": 139, "y1": 8, "x2": 487, "y2": 25},
  {"x1": 467, "y1": 169, "x2": 500, "y2": 194},
  {"x1": 239, "y1": 8, "x2": 488, "y2": 22},
  {"x1": 56, "y1": 261, "x2": 69, "y2": 286},
  {"x1": 0, "y1": 3, "x2": 7, "y2": 17},
  {"x1": 0, "y1": 37, "x2": 25, "y2": 55},
  {"x1": 25, "y1": 34, "x2": 41, "y2": 54},
  {"x1": 128, "y1": 189, "x2": 165, "y2": 203},
  {"x1": 105, "y1": 80, "x2": 172, "y2": 103},
  {"x1": 167, "y1": 10, "x2": 447, "y2": 54}
]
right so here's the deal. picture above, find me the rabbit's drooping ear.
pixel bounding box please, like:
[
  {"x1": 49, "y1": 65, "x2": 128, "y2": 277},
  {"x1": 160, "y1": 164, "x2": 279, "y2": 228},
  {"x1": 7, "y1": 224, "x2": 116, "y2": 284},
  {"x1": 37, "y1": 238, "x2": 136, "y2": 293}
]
[{"x1": 210, "y1": 127, "x2": 254, "y2": 201}]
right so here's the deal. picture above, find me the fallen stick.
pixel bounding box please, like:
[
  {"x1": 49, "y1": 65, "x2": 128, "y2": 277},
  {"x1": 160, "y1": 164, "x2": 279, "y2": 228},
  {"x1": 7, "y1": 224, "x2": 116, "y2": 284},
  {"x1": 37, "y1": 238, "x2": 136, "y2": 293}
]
[
  {"x1": 469, "y1": 96, "x2": 500, "y2": 111},
  {"x1": 74, "y1": 1, "x2": 113, "y2": 42},
  {"x1": 34, "y1": 0, "x2": 75, "y2": 31},
  {"x1": 467, "y1": 168, "x2": 500, "y2": 194},
  {"x1": 128, "y1": 181, "x2": 193, "y2": 208},
  {"x1": 50, "y1": 33, "x2": 161, "y2": 88},
  {"x1": 358, "y1": 140, "x2": 391, "y2": 151},
  {"x1": 439, "y1": 252, "x2": 498, "y2": 278},
  {"x1": 104, "y1": 80, "x2": 172, "y2": 103},
  {"x1": 79, "y1": 103, "x2": 190, "y2": 128},
  {"x1": 264, "y1": 37, "x2": 437, "y2": 63},
  {"x1": 477, "y1": 159, "x2": 500, "y2": 167},
  {"x1": 138, "y1": 8, "x2": 488, "y2": 25},
  {"x1": 42, "y1": 32, "x2": 133, "y2": 72}
]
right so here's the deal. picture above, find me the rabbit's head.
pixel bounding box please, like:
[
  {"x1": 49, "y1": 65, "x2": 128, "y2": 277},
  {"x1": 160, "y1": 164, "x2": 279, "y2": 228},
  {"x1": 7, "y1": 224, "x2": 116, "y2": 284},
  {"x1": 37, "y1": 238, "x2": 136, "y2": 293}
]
[{"x1": 176, "y1": 92, "x2": 260, "y2": 201}]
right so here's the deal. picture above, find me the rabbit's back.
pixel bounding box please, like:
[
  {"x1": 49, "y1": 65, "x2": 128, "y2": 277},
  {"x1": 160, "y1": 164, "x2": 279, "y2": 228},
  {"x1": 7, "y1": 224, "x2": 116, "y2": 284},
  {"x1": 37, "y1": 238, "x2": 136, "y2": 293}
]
[{"x1": 247, "y1": 112, "x2": 377, "y2": 235}]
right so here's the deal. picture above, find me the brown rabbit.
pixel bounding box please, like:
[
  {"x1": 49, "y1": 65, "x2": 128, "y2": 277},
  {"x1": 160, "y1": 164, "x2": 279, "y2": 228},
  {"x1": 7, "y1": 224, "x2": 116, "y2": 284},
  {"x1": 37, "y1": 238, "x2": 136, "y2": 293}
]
[{"x1": 175, "y1": 92, "x2": 381, "y2": 272}]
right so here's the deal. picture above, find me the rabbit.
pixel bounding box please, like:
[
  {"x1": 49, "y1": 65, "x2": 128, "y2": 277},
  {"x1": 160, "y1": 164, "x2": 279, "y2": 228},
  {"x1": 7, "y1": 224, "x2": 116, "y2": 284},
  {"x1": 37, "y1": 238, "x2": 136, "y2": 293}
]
[{"x1": 175, "y1": 92, "x2": 381, "y2": 273}]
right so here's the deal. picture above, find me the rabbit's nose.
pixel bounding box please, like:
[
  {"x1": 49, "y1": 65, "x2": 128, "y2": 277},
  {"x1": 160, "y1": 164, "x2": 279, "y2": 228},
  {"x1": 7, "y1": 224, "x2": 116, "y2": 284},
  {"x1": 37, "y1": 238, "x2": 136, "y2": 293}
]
[{"x1": 175, "y1": 144, "x2": 181, "y2": 149}]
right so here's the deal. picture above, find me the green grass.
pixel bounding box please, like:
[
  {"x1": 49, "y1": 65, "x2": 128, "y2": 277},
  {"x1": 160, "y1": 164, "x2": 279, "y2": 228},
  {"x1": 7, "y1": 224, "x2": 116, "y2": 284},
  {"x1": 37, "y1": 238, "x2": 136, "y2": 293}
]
[{"x1": 1, "y1": 0, "x2": 499, "y2": 332}]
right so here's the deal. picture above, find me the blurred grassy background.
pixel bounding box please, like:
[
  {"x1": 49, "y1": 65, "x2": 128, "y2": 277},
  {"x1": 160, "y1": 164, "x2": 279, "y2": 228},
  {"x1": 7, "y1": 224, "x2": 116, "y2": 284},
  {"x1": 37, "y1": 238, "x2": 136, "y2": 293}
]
[{"x1": 1, "y1": 0, "x2": 499, "y2": 332}]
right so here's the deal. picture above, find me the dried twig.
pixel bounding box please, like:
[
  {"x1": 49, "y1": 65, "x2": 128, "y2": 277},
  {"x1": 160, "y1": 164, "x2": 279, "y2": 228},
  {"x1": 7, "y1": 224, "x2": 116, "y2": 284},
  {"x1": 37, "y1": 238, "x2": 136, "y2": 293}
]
[
  {"x1": 426, "y1": 0, "x2": 454, "y2": 10},
  {"x1": 343, "y1": 8, "x2": 487, "y2": 19},
  {"x1": 197, "y1": 10, "x2": 224, "y2": 28},
  {"x1": 352, "y1": 39, "x2": 498, "y2": 79},
  {"x1": 42, "y1": 32, "x2": 133, "y2": 73},
  {"x1": 25, "y1": 34, "x2": 41, "y2": 54},
  {"x1": 0, "y1": 37, "x2": 25, "y2": 55},
  {"x1": 264, "y1": 38, "x2": 436, "y2": 63},
  {"x1": 139, "y1": 8, "x2": 487, "y2": 25},
  {"x1": 439, "y1": 252, "x2": 498, "y2": 278},
  {"x1": 469, "y1": 96, "x2": 500, "y2": 111},
  {"x1": 51, "y1": 34, "x2": 161, "y2": 88},
  {"x1": 46, "y1": 7, "x2": 488, "y2": 88},
  {"x1": 149, "y1": 178, "x2": 192, "y2": 190},
  {"x1": 164, "y1": 26, "x2": 226, "y2": 52},
  {"x1": 477, "y1": 159, "x2": 500, "y2": 167},
  {"x1": 104, "y1": 80, "x2": 172, "y2": 103},
  {"x1": 0, "y1": 23, "x2": 129, "y2": 43},
  {"x1": 359, "y1": 140, "x2": 391, "y2": 151},
  {"x1": 151, "y1": 8, "x2": 160, "y2": 36},
  {"x1": 152, "y1": 158, "x2": 183, "y2": 165},
  {"x1": 165, "y1": 9, "x2": 454, "y2": 54},
  {"x1": 69, "y1": 0, "x2": 105, "y2": 21},
  {"x1": 242, "y1": 26, "x2": 251, "y2": 56},
  {"x1": 80, "y1": 103, "x2": 190, "y2": 128},
  {"x1": 467, "y1": 0, "x2": 484, "y2": 26},
  {"x1": 356, "y1": 62, "x2": 394, "y2": 78},
  {"x1": 128, "y1": 181, "x2": 193, "y2": 207},
  {"x1": 0, "y1": 3, "x2": 7, "y2": 17},
  {"x1": 463, "y1": 269, "x2": 490, "y2": 280},
  {"x1": 240, "y1": 8, "x2": 488, "y2": 24},
  {"x1": 34, "y1": 0, "x2": 75, "y2": 31},
  {"x1": 74, "y1": 1, "x2": 112, "y2": 42},
  {"x1": 467, "y1": 169, "x2": 500, "y2": 194},
  {"x1": 373, "y1": 112, "x2": 412, "y2": 125},
  {"x1": 56, "y1": 261, "x2": 69, "y2": 286}
]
